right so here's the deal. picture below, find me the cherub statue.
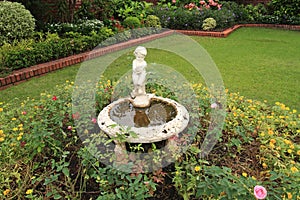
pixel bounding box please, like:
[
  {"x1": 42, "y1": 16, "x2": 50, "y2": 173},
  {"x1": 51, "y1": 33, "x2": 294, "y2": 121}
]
[{"x1": 131, "y1": 46, "x2": 147, "y2": 98}]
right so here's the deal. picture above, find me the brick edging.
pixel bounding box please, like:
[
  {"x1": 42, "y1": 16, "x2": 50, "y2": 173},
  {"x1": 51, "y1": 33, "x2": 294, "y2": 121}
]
[
  {"x1": 1, "y1": 24, "x2": 300, "y2": 90},
  {"x1": 175, "y1": 24, "x2": 300, "y2": 37}
]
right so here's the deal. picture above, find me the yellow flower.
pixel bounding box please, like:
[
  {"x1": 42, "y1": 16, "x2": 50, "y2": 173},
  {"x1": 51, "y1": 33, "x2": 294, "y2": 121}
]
[
  {"x1": 260, "y1": 132, "x2": 265, "y2": 137},
  {"x1": 291, "y1": 167, "x2": 298, "y2": 173},
  {"x1": 194, "y1": 166, "x2": 201, "y2": 172},
  {"x1": 297, "y1": 150, "x2": 300, "y2": 156},
  {"x1": 287, "y1": 149, "x2": 293, "y2": 154},
  {"x1": 17, "y1": 136, "x2": 22, "y2": 141},
  {"x1": 284, "y1": 139, "x2": 292, "y2": 145},
  {"x1": 262, "y1": 163, "x2": 268, "y2": 169},
  {"x1": 287, "y1": 192, "x2": 292, "y2": 199},
  {"x1": 25, "y1": 189, "x2": 33, "y2": 195},
  {"x1": 12, "y1": 127, "x2": 18, "y2": 131},
  {"x1": 3, "y1": 189, "x2": 10, "y2": 195},
  {"x1": 292, "y1": 109, "x2": 297, "y2": 113},
  {"x1": 242, "y1": 172, "x2": 247, "y2": 177},
  {"x1": 11, "y1": 117, "x2": 17, "y2": 121},
  {"x1": 289, "y1": 144, "x2": 294, "y2": 149},
  {"x1": 0, "y1": 108, "x2": 3, "y2": 112},
  {"x1": 270, "y1": 139, "x2": 276, "y2": 144},
  {"x1": 0, "y1": 130, "x2": 3, "y2": 135},
  {"x1": 268, "y1": 129, "x2": 274, "y2": 135},
  {"x1": 0, "y1": 137, "x2": 5, "y2": 142}
]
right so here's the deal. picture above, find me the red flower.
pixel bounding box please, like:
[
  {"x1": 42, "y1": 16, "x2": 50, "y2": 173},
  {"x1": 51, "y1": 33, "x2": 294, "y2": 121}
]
[
  {"x1": 20, "y1": 141, "x2": 26, "y2": 148},
  {"x1": 21, "y1": 111, "x2": 27, "y2": 115},
  {"x1": 52, "y1": 96, "x2": 58, "y2": 101},
  {"x1": 72, "y1": 112, "x2": 80, "y2": 120}
]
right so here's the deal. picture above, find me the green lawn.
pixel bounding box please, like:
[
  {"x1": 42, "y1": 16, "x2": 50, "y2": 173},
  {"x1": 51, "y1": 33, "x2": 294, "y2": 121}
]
[
  {"x1": 193, "y1": 27, "x2": 300, "y2": 110},
  {"x1": 1, "y1": 27, "x2": 299, "y2": 110}
]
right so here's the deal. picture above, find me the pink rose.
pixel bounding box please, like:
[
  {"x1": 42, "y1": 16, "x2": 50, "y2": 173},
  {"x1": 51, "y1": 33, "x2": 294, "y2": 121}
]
[
  {"x1": 67, "y1": 125, "x2": 72, "y2": 130},
  {"x1": 172, "y1": 0, "x2": 176, "y2": 3},
  {"x1": 200, "y1": 0, "x2": 206, "y2": 5},
  {"x1": 91, "y1": 118, "x2": 97, "y2": 124},
  {"x1": 254, "y1": 185, "x2": 267, "y2": 199}
]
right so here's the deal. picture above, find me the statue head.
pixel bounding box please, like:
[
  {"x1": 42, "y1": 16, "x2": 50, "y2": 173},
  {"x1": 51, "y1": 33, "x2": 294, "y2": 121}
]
[{"x1": 134, "y1": 46, "x2": 147, "y2": 59}]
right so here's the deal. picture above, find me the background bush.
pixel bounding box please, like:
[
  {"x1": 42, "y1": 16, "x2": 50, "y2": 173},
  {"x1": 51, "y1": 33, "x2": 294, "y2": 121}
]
[
  {"x1": 122, "y1": 16, "x2": 141, "y2": 29},
  {"x1": 0, "y1": 1, "x2": 35, "y2": 45},
  {"x1": 45, "y1": 19, "x2": 104, "y2": 36},
  {"x1": 268, "y1": 0, "x2": 300, "y2": 18}
]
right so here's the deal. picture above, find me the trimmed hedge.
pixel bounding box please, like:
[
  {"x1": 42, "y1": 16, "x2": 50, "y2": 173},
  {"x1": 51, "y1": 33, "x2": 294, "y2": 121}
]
[
  {"x1": 0, "y1": 27, "x2": 164, "y2": 77},
  {"x1": 0, "y1": 28, "x2": 113, "y2": 76}
]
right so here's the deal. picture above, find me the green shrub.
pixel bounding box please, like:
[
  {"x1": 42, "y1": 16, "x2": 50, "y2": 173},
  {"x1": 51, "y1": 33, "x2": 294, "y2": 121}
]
[
  {"x1": 145, "y1": 15, "x2": 161, "y2": 28},
  {"x1": 202, "y1": 17, "x2": 217, "y2": 31},
  {"x1": 122, "y1": 16, "x2": 141, "y2": 28},
  {"x1": 269, "y1": 0, "x2": 300, "y2": 18},
  {"x1": 0, "y1": 1, "x2": 35, "y2": 45},
  {"x1": 0, "y1": 28, "x2": 114, "y2": 74},
  {"x1": 116, "y1": 0, "x2": 152, "y2": 20},
  {"x1": 152, "y1": 5, "x2": 237, "y2": 30}
]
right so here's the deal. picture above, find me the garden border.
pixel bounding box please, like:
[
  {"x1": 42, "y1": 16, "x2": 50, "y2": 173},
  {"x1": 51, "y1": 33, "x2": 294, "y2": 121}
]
[{"x1": 1, "y1": 23, "x2": 300, "y2": 91}]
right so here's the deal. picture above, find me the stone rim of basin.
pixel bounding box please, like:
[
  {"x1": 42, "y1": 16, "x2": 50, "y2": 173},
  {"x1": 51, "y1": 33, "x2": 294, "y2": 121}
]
[{"x1": 97, "y1": 94, "x2": 189, "y2": 143}]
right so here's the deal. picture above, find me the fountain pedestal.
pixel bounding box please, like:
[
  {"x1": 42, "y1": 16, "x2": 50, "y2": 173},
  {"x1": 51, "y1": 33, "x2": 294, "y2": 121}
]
[{"x1": 131, "y1": 94, "x2": 151, "y2": 108}]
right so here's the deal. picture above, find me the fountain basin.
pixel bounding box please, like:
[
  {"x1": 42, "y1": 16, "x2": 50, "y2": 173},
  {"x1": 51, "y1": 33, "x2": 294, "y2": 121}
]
[{"x1": 97, "y1": 94, "x2": 189, "y2": 143}]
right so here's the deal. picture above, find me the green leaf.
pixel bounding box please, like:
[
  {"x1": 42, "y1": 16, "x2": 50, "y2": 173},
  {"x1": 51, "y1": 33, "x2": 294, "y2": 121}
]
[{"x1": 62, "y1": 167, "x2": 69, "y2": 177}]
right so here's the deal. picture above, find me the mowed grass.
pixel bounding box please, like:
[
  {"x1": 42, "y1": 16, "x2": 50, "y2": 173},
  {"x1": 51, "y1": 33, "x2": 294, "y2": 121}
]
[
  {"x1": 1, "y1": 27, "x2": 299, "y2": 110},
  {"x1": 193, "y1": 27, "x2": 300, "y2": 110}
]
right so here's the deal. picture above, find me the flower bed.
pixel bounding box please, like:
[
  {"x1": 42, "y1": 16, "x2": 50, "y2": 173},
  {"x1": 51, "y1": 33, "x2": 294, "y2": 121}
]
[{"x1": 0, "y1": 80, "x2": 299, "y2": 199}]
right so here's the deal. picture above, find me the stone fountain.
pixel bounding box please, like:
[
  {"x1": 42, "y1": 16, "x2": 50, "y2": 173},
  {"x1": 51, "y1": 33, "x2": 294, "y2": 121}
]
[{"x1": 97, "y1": 46, "x2": 189, "y2": 163}]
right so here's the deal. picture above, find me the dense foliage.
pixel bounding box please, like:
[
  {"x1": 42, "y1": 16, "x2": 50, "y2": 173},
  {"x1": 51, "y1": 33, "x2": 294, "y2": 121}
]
[
  {"x1": 0, "y1": 1, "x2": 35, "y2": 45},
  {"x1": 0, "y1": 79, "x2": 299, "y2": 199},
  {"x1": 152, "y1": 0, "x2": 300, "y2": 30}
]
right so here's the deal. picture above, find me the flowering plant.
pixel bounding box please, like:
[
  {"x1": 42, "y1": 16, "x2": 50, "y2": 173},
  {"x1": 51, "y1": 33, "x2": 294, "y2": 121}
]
[{"x1": 184, "y1": 0, "x2": 222, "y2": 10}]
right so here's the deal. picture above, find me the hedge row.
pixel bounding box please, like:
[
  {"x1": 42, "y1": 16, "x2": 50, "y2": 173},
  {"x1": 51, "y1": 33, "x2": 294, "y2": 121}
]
[{"x1": 0, "y1": 27, "x2": 162, "y2": 77}]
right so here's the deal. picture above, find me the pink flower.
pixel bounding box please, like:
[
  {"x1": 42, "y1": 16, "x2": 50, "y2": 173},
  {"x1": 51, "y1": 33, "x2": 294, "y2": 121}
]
[
  {"x1": 172, "y1": 0, "x2": 176, "y2": 3},
  {"x1": 91, "y1": 118, "x2": 97, "y2": 124},
  {"x1": 254, "y1": 185, "x2": 267, "y2": 199},
  {"x1": 211, "y1": 103, "x2": 218, "y2": 109},
  {"x1": 21, "y1": 111, "x2": 27, "y2": 115},
  {"x1": 199, "y1": 0, "x2": 206, "y2": 4},
  {"x1": 67, "y1": 126, "x2": 72, "y2": 130},
  {"x1": 217, "y1": 4, "x2": 222, "y2": 10},
  {"x1": 52, "y1": 96, "x2": 57, "y2": 101}
]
